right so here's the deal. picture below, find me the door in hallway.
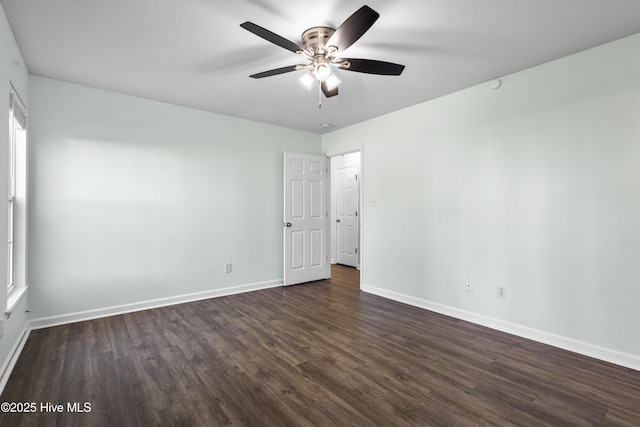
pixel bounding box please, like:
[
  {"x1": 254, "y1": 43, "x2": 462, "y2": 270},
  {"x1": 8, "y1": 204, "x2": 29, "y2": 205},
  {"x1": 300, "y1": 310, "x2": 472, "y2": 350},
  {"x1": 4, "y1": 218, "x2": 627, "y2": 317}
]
[{"x1": 335, "y1": 157, "x2": 359, "y2": 267}]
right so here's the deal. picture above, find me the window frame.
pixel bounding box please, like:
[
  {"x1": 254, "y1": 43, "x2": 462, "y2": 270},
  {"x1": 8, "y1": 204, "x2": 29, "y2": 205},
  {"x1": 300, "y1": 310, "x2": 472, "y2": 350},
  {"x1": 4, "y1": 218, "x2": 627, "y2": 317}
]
[{"x1": 7, "y1": 85, "x2": 27, "y2": 314}]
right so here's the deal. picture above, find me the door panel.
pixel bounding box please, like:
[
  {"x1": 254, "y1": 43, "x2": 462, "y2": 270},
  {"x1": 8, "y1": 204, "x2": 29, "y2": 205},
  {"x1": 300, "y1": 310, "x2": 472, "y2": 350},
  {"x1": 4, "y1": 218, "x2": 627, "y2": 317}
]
[
  {"x1": 284, "y1": 152, "x2": 330, "y2": 285},
  {"x1": 336, "y1": 163, "x2": 359, "y2": 267},
  {"x1": 291, "y1": 180, "x2": 305, "y2": 219},
  {"x1": 291, "y1": 230, "x2": 305, "y2": 270},
  {"x1": 310, "y1": 229, "x2": 323, "y2": 267},
  {"x1": 310, "y1": 181, "x2": 323, "y2": 218}
]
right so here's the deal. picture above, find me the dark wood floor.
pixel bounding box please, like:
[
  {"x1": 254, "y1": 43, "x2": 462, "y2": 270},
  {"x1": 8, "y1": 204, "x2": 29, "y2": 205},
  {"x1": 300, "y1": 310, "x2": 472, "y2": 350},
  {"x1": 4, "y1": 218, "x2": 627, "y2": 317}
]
[{"x1": 1, "y1": 265, "x2": 639, "y2": 426}]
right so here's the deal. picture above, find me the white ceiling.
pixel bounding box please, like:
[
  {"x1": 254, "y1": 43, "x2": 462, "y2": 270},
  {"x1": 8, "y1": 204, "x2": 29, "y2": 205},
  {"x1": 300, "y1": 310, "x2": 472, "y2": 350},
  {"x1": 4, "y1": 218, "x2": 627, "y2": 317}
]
[{"x1": 3, "y1": 0, "x2": 640, "y2": 134}]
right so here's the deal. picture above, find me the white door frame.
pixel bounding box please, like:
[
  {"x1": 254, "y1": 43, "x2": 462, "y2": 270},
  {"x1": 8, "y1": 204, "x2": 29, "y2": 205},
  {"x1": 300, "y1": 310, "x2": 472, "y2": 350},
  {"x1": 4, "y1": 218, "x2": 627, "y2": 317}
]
[
  {"x1": 282, "y1": 148, "x2": 364, "y2": 289},
  {"x1": 330, "y1": 152, "x2": 360, "y2": 268},
  {"x1": 328, "y1": 148, "x2": 364, "y2": 289}
]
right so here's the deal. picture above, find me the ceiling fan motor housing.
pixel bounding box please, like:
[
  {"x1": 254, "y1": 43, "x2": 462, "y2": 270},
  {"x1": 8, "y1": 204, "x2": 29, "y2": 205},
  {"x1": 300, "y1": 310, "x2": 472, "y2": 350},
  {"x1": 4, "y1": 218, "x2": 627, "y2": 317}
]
[{"x1": 301, "y1": 26, "x2": 337, "y2": 57}]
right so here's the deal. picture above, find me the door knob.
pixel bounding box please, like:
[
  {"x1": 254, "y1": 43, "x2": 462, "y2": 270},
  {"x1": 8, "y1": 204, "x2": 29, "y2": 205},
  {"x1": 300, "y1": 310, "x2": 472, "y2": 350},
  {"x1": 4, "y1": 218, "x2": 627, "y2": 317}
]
[
  {"x1": 284, "y1": 222, "x2": 292, "y2": 227},
  {"x1": 336, "y1": 219, "x2": 341, "y2": 223}
]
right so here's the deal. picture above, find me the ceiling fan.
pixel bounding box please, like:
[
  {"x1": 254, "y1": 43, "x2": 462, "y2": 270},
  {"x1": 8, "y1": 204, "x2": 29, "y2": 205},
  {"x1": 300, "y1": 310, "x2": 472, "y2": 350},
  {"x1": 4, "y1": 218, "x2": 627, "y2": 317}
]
[{"x1": 240, "y1": 5, "x2": 405, "y2": 100}]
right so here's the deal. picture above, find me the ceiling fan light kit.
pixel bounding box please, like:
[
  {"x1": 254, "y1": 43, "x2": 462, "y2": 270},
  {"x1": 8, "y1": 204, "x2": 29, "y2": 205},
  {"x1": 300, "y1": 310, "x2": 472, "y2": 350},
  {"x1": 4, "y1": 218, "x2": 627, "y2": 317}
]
[{"x1": 240, "y1": 5, "x2": 405, "y2": 105}]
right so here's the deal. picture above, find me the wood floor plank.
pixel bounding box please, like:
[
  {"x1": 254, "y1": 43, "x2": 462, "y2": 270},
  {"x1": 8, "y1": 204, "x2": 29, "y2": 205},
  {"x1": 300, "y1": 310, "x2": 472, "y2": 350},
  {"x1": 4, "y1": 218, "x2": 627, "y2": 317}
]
[{"x1": 1, "y1": 264, "x2": 639, "y2": 426}]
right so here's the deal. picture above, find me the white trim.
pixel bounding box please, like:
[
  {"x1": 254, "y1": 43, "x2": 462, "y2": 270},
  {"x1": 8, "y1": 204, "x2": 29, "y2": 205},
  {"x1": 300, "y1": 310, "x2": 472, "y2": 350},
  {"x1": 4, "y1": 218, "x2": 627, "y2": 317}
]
[
  {"x1": 0, "y1": 278, "x2": 283, "y2": 394},
  {"x1": 30, "y1": 279, "x2": 283, "y2": 330},
  {"x1": 5, "y1": 285, "x2": 28, "y2": 315},
  {"x1": 329, "y1": 150, "x2": 361, "y2": 269},
  {"x1": 358, "y1": 146, "x2": 364, "y2": 288},
  {"x1": 0, "y1": 321, "x2": 30, "y2": 394},
  {"x1": 362, "y1": 283, "x2": 640, "y2": 372}
]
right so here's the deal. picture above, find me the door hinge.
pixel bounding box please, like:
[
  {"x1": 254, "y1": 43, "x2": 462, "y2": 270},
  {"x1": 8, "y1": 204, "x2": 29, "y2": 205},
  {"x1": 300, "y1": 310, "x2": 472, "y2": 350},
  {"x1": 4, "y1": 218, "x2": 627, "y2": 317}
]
[
  {"x1": 355, "y1": 248, "x2": 358, "y2": 254},
  {"x1": 355, "y1": 211, "x2": 358, "y2": 217},
  {"x1": 355, "y1": 174, "x2": 358, "y2": 180}
]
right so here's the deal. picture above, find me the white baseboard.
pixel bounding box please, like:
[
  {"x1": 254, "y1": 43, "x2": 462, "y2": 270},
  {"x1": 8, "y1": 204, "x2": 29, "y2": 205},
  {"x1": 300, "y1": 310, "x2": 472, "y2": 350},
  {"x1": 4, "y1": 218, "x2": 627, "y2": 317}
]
[
  {"x1": 0, "y1": 322, "x2": 31, "y2": 395},
  {"x1": 0, "y1": 278, "x2": 283, "y2": 394},
  {"x1": 29, "y1": 279, "x2": 283, "y2": 330},
  {"x1": 5, "y1": 279, "x2": 636, "y2": 396},
  {"x1": 362, "y1": 283, "x2": 640, "y2": 372}
]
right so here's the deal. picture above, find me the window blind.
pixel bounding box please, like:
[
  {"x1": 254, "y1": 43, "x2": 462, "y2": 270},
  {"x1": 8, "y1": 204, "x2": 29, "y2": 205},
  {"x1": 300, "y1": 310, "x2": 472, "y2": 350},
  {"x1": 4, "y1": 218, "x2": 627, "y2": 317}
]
[{"x1": 9, "y1": 87, "x2": 27, "y2": 129}]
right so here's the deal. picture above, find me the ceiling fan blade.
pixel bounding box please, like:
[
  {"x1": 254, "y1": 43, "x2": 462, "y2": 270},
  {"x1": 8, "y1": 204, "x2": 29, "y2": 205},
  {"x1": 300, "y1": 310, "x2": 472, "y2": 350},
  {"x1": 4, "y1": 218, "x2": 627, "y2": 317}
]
[
  {"x1": 250, "y1": 65, "x2": 302, "y2": 78},
  {"x1": 326, "y1": 6, "x2": 379, "y2": 52},
  {"x1": 341, "y1": 58, "x2": 405, "y2": 75},
  {"x1": 321, "y1": 81, "x2": 339, "y2": 98},
  {"x1": 240, "y1": 22, "x2": 303, "y2": 53}
]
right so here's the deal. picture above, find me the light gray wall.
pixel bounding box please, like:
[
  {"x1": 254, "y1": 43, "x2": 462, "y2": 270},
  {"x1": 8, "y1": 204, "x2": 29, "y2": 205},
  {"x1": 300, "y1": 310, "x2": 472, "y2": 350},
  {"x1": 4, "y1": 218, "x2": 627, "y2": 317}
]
[
  {"x1": 3, "y1": 0, "x2": 640, "y2": 374},
  {"x1": 27, "y1": 76, "x2": 321, "y2": 318},
  {"x1": 323, "y1": 33, "x2": 640, "y2": 358},
  {"x1": 0, "y1": 3, "x2": 30, "y2": 376}
]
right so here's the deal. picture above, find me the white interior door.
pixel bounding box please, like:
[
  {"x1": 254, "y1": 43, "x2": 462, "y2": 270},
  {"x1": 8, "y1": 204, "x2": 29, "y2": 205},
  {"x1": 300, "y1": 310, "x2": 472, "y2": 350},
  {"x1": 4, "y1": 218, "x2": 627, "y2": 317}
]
[
  {"x1": 336, "y1": 164, "x2": 359, "y2": 267},
  {"x1": 283, "y1": 151, "x2": 330, "y2": 286}
]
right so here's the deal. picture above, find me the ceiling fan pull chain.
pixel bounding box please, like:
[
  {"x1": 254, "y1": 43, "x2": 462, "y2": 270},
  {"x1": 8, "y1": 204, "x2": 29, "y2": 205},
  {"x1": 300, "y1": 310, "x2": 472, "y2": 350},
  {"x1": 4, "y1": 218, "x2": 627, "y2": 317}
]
[{"x1": 318, "y1": 81, "x2": 322, "y2": 109}]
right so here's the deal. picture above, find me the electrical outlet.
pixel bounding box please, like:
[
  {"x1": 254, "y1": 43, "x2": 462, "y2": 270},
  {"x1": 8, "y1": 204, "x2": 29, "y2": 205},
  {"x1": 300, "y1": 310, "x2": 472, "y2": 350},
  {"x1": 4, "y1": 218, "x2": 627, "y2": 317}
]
[
  {"x1": 497, "y1": 285, "x2": 507, "y2": 299},
  {"x1": 465, "y1": 281, "x2": 473, "y2": 292},
  {"x1": 224, "y1": 263, "x2": 232, "y2": 274}
]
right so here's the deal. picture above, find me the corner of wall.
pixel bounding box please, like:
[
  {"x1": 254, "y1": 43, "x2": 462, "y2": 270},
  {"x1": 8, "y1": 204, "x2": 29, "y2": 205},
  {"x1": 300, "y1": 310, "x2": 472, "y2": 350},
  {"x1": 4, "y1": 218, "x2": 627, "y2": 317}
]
[{"x1": 0, "y1": 1, "x2": 31, "y2": 394}]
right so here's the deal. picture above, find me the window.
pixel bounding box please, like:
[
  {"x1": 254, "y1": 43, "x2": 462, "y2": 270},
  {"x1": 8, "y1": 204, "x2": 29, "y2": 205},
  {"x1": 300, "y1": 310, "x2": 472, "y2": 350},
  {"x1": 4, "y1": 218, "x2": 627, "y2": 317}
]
[{"x1": 7, "y1": 86, "x2": 27, "y2": 312}]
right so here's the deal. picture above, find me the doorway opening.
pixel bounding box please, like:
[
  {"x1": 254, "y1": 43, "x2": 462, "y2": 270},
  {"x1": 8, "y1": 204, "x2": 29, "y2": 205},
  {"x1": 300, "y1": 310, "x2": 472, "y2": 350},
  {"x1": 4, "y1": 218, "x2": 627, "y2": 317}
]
[
  {"x1": 283, "y1": 149, "x2": 362, "y2": 289},
  {"x1": 329, "y1": 150, "x2": 361, "y2": 286}
]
